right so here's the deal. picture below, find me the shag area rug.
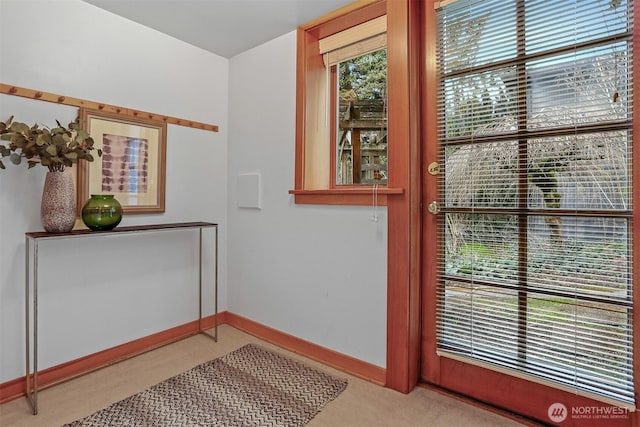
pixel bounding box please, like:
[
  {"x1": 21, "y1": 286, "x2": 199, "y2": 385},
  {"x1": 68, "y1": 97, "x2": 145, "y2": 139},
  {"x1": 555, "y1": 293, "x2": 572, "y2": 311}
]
[{"x1": 63, "y1": 344, "x2": 347, "y2": 426}]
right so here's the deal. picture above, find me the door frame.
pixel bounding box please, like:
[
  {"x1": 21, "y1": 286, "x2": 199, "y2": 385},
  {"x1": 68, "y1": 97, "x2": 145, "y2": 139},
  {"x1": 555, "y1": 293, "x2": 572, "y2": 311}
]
[{"x1": 384, "y1": 0, "x2": 424, "y2": 394}]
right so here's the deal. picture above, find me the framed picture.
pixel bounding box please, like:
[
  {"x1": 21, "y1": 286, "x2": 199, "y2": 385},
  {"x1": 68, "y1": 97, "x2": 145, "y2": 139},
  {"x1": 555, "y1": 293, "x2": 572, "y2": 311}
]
[{"x1": 77, "y1": 108, "x2": 167, "y2": 214}]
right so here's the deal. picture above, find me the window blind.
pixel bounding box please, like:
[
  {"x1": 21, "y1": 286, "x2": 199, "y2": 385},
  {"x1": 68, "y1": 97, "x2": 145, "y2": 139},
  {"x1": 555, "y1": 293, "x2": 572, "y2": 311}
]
[
  {"x1": 319, "y1": 15, "x2": 387, "y2": 66},
  {"x1": 436, "y1": 0, "x2": 634, "y2": 408}
]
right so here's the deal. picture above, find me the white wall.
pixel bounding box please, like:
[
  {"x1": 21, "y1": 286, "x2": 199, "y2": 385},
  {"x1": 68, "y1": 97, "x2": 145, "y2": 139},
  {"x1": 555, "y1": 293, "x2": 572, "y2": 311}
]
[
  {"x1": 227, "y1": 32, "x2": 387, "y2": 367},
  {"x1": 0, "y1": 0, "x2": 388, "y2": 386},
  {"x1": 0, "y1": 0, "x2": 228, "y2": 382}
]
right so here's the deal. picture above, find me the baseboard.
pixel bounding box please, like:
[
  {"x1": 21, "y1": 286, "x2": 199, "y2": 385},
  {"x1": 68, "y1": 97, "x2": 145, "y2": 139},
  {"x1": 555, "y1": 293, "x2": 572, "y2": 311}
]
[
  {"x1": 0, "y1": 313, "x2": 223, "y2": 404},
  {"x1": 0, "y1": 310, "x2": 385, "y2": 404},
  {"x1": 224, "y1": 312, "x2": 386, "y2": 386}
]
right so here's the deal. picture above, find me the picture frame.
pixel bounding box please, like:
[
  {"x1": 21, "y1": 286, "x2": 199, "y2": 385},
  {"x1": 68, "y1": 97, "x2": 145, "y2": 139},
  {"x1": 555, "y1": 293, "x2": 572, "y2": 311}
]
[{"x1": 77, "y1": 108, "x2": 167, "y2": 214}]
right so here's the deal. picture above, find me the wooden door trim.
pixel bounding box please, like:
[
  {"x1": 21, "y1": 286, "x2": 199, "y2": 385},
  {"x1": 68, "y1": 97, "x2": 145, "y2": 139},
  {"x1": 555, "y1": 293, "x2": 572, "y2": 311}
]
[{"x1": 384, "y1": 0, "x2": 423, "y2": 393}]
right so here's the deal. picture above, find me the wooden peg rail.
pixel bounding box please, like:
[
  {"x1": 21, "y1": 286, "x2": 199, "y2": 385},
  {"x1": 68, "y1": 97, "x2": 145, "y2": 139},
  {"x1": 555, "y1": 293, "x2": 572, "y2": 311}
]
[{"x1": 0, "y1": 83, "x2": 219, "y2": 133}]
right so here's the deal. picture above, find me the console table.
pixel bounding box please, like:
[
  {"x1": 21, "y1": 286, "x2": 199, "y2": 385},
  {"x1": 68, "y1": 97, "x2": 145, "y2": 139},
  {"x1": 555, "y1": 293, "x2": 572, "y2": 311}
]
[{"x1": 24, "y1": 222, "x2": 218, "y2": 415}]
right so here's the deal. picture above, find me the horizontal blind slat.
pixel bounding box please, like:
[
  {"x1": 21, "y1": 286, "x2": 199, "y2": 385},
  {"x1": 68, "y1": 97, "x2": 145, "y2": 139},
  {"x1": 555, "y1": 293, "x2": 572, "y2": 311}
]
[{"x1": 436, "y1": 0, "x2": 634, "y2": 408}]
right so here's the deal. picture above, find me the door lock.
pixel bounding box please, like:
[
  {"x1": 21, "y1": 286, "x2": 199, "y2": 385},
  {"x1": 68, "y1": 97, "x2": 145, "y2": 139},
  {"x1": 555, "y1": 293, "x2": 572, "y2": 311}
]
[
  {"x1": 428, "y1": 201, "x2": 441, "y2": 215},
  {"x1": 428, "y1": 162, "x2": 440, "y2": 176}
]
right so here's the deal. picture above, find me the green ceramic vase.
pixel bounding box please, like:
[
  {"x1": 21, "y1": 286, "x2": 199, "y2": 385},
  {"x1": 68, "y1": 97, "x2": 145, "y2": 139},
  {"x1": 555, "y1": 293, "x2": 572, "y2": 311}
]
[{"x1": 81, "y1": 194, "x2": 123, "y2": 231}]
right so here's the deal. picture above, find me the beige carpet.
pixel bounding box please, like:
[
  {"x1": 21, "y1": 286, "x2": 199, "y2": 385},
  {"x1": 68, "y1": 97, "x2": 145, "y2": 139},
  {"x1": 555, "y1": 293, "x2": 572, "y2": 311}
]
[{"x1": 0, "y1": 325, "x2": 533, "y2": 427}]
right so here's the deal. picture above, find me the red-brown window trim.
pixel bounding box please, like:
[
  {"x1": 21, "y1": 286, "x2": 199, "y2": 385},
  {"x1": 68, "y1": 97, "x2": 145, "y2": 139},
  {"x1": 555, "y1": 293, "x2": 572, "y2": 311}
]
[
  {"x1": 290, "y1": 0, "x2": 403, "y2": 206},
  {"x1": 288, "y1": 187, "x2": 404, "y2": 205}
]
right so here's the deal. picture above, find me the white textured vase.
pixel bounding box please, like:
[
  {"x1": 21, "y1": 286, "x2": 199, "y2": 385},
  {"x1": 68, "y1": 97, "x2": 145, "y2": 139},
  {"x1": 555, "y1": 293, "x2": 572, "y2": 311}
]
[{"x1": 41, "y1": 171, "x2": 76, "y2": 233}]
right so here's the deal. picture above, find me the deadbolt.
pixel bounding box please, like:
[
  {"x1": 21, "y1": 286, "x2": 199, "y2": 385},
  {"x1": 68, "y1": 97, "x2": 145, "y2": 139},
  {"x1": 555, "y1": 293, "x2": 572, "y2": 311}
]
[
  {"x1": 428, "y1": 201, "x2": 441, "y2": 215},
  {"x1": 428, "y1": 162, "x2": 440, "y2": 175}
]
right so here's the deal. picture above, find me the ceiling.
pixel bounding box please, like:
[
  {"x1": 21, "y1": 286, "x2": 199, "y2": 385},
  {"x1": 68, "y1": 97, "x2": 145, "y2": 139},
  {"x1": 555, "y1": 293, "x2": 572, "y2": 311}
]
[{"x1": 83, "y1": 0, "x2": 355, "y2": 58}]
